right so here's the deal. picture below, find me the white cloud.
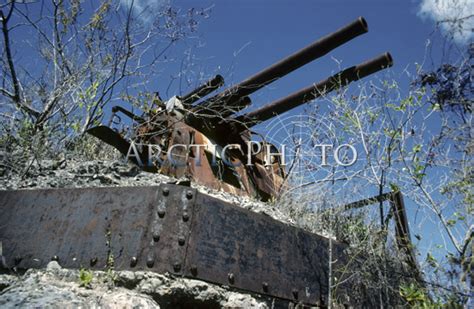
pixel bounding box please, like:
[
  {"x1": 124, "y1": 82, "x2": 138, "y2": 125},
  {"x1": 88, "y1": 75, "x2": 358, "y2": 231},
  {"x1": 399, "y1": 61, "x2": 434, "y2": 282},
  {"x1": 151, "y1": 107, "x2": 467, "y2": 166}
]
[
  {"x1": 418, "y1": 0, "x2": 474, "y2": 44},
  {"x1": 120, "y1": 0, "x2": 170, "y2": 23}
]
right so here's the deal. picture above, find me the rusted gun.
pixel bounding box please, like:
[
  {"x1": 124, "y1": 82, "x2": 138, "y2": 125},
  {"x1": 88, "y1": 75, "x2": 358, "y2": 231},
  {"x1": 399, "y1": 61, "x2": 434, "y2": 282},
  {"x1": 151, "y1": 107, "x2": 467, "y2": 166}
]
[
  {"x1": 87, "y1": 17, "x2": 393, "y2": 201},
  {"x1": 179, "y1": 74, "x2": 224, "y2": 107},
  {"x1": 193, "y1": 17, "x2": 369, "y2": 117},
  {"x1": 234, "y1": 53, "x2": 392, "y2": 127}
]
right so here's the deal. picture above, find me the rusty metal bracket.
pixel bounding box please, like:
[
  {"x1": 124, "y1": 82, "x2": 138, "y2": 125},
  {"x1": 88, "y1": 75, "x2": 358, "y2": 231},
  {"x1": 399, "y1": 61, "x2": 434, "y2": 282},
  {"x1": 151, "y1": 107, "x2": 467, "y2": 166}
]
[
  {"x1": 0, "y1": 185, "x2": 349, "y2": 306},
  {"x1": 342, "y1": 191, "x2": 422, "y2": 283}
]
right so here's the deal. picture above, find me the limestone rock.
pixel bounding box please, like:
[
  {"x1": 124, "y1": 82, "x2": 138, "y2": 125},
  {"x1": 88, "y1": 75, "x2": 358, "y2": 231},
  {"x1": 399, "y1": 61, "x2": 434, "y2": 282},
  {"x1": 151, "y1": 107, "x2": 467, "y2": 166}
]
[{"x1": 0, "y1": 268, "x2": 269, "y2": 308}]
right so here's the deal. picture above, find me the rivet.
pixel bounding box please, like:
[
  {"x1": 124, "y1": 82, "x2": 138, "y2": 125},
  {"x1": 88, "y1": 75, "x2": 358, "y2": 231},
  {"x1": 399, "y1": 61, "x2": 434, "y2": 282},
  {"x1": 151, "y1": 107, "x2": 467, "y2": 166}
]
[
  {"x1": 292, "y1": 289, "x2": 298, "y2": 299},
  {"x1": 173, "y1": 262, "x2": 181, "y2": 272},
  {"x1": 52, "y1": 255, "x2": 59, "y2": 262},
  {"x1": 182, "y1": 212, "x2": 189, "y2": 222},
  {"x1": 178, "y1": 236, "x2": 185, "y2": 246},
  {"x1": 186, "y1": 191, "x2": 193, "y2": 199},
  {"x1": 228, "y1": 273, "x2": 235, "y2": 284},
  {"x1": 262, "y1": 282, "x2": 269, "y2": 292},
  {"x1": 158, "y1": 209, "x2": 165, "y2": 218},
  {"x1": 90, "y1": 257, "x2": 98, "y2": 267},
  {"x1": 152, "y1": 232, "x2": 160, "y2": 242},
  {"x1": 146, "y1": 256, "x2": 154, "y2": 268},
  {"x1": 130, "y1": 256, "x2": 138, "y2": 267},
  {"x1": 162, "y1": 187, "x2": 169, "y2": 196},
  {"x1": 190, "y1": 265, "x2": 198, "y2": 276},
  {"x1": 320, "y1": 295, "x2": 326, "y2": 305}
]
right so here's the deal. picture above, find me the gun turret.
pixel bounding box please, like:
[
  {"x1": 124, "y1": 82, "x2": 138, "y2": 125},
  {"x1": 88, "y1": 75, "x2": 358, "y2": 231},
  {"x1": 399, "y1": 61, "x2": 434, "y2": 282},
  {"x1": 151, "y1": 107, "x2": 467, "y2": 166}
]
[{"x1": 87, "y1": 17, "x2": 394, "y2": 201}]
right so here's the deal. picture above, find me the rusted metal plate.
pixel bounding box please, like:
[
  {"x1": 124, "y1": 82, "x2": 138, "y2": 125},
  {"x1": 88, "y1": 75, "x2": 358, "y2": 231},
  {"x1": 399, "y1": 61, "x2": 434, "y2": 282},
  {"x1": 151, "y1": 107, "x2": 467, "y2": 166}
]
[
  {"x1": 0, "y1": 186, "x2": 154, "y2": 270},
  {"x1": 0, "y1": 185, "x2": 195, "y2": 273},
  {"x1": 183, "y1": 192, "x2": 342, "y2": 305}
]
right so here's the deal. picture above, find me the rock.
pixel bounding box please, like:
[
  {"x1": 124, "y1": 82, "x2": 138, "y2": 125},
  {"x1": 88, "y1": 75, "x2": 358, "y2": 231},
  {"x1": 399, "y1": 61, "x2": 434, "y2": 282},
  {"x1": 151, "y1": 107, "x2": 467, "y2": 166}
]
[
  {"x1": 0, "y1": 271, "x2": 159, "y2": 308},
  {"x1": 0, "y1": 268, "x2": 268, "y2": 308},
  {"x1": 0, "y1": 268, "x2": 159, "y2": 308},
  {"x1": 96, "y1": 291, "x2": 159, "y2": 308},
  {"x1": 115, "y1": 271, "x2": 144, "y2": 289},
  {"x1": 138, "y1": 277, "x2": 225, "y2": 308},
  {"x1": 0, "y1": 275, "x2": 17, "y2": 292},
  {"x1": 46, "y1": 261, "x2": 61, "y2": 271},
  {"x1": 222, "y1": 292, "x2": 268, "y2": 308},
  {"x1": 0, "y1": 281, "x2": 87, "y2": 308}
]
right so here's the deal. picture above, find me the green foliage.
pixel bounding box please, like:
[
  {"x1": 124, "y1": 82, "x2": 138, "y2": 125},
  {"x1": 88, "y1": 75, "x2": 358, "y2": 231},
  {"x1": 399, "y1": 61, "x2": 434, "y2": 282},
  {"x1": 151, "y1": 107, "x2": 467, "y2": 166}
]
[
  {"x1": 399, "y1": 282, "x2": 464, "y2": 308},
  {"x1": 0, "y1": 0, "x2": 206, "y2": 174},
  {"x1": 78, "y1": 81, "x2": 99, "y2": 104},
  {"x1": 400, "y1": 283, "x2": 429, "y2": 307},
  {"x1": 412, "y1": 144, "x2": 422, "y2": 154},
  {"x1": 389, "y1": 182, "x2": 400, "y2": 192},
  {"x1": 412, "y1": 163, "x2": 426, "y2": 182},
  {"x1": 336, "y1": 214, "x2": 371, "y2": 244},
  {"x1": 89, "y1": 0, "x2": 111, "y2": 31},
  {"x1": 66, "y1": 133, "x2": 120, "y2": 161},
  {"x1": 79, "y1": 268, "x2": 94, "y2": 288},
  {"x1": 426, "y1": 252, "x2": 438, "y2": 268},
  {"x1": 104, "y1": 268, "x2": 118, "y2": 286}
]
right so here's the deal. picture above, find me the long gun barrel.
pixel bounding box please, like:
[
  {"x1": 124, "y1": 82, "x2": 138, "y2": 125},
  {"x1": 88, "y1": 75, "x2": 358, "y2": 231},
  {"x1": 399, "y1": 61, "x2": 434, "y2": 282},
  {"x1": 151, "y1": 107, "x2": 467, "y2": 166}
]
[
  {"x1": 179, "y1": 75, "x2": 224, "y2": 106},
  {"x1": 195, "y1": 17, "x2": 369, "y2": 115},
  {"x1": 234, "y1": 52, "x2": 393, "y2": 127}
]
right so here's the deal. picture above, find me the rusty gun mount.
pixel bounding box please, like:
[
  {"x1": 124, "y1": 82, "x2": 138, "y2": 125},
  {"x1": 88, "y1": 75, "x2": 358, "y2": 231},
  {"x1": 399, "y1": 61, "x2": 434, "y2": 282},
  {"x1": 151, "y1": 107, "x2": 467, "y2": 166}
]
[{"x1": 86, "y1": 17, "x2": 393, "y2": 201}]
